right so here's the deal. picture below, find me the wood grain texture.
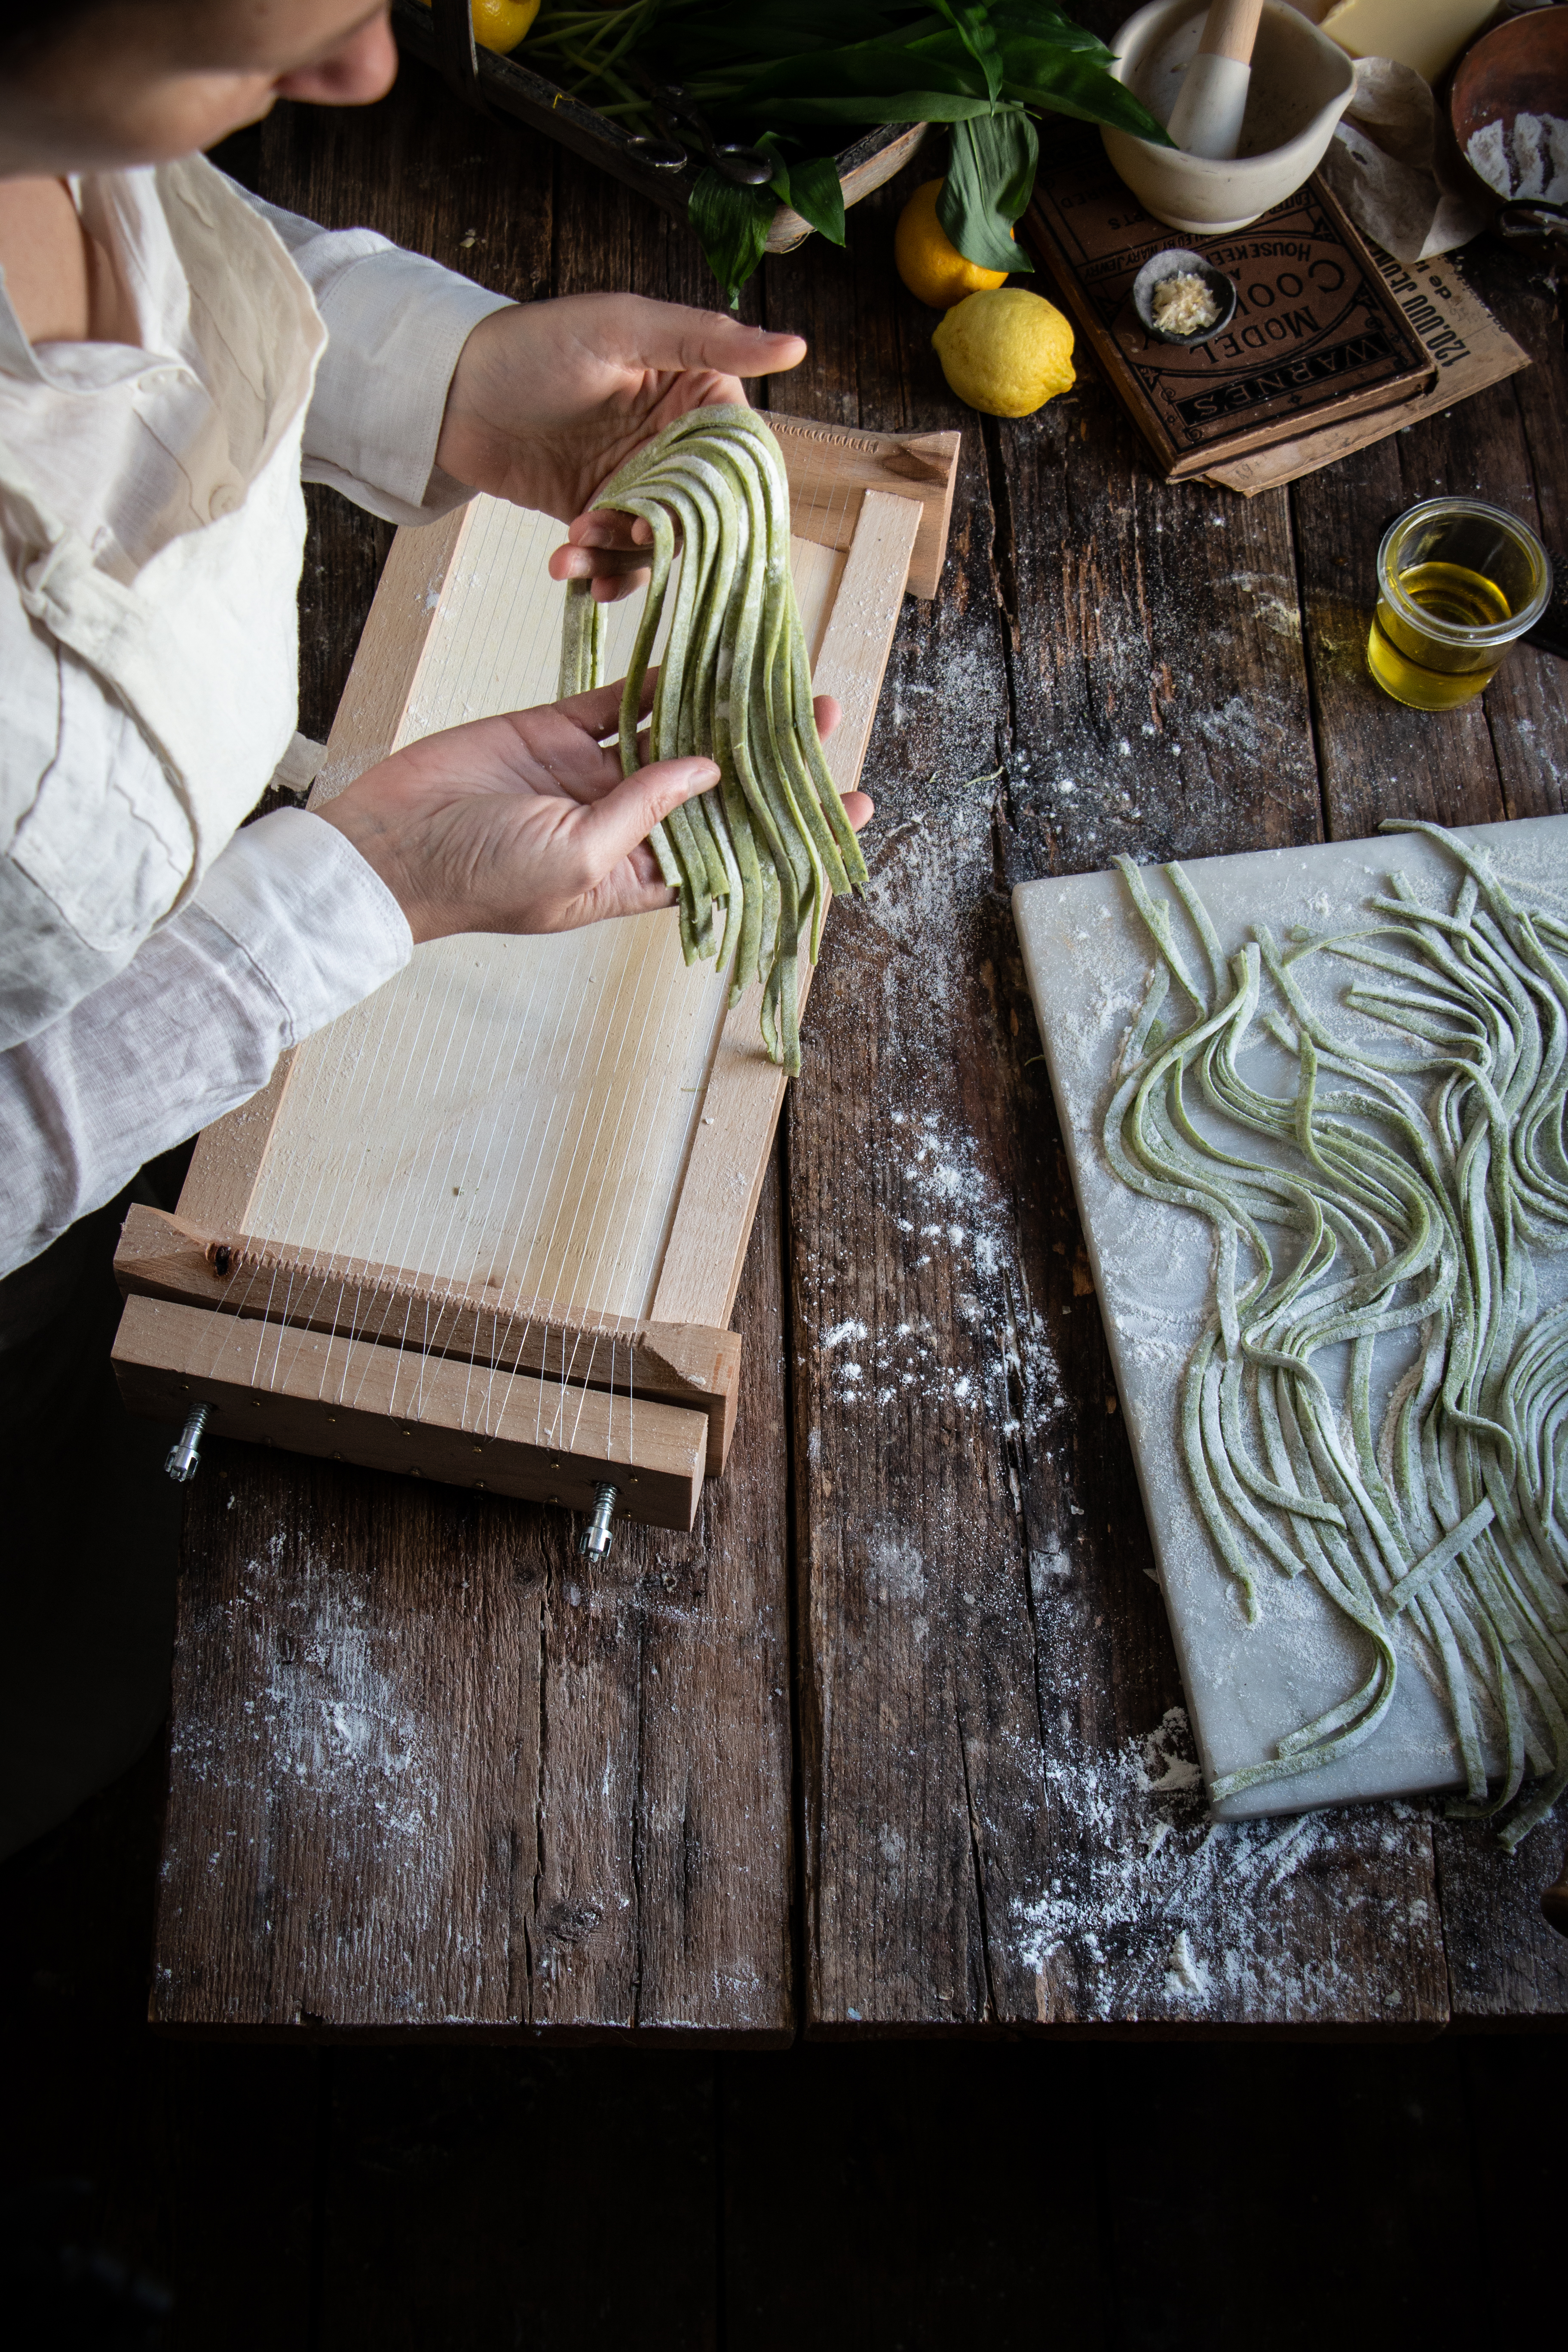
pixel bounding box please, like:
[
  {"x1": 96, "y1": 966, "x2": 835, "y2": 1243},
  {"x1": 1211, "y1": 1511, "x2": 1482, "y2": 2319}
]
[
  {"x1": 763, "y1": 412, "x2": 960, "y2": 599},
  {"x1": 779, "y1": 173, "x2": 1449, "y2": 2031},
  {"x1": 114, "y1": 1204, "x2": 741, "y2": 1470},
  {"x1": 112, "y1": 1294, "x2": 708, "y2": 1529},
  {"x1": 180, "y1": 57, "x2": 1567, "y2": 2037},
  {"x1": 151, "y1": 1159, "x2": 793, "y2": 2036}
]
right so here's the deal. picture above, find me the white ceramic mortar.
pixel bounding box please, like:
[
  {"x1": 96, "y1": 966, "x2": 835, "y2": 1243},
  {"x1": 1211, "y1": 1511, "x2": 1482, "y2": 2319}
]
[{"x1": 1102, "y1": 0, "x2": 1356, "y2": 234}]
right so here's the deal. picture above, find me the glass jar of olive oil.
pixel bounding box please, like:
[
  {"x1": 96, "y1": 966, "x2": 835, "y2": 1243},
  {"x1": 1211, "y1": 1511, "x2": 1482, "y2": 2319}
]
[{"x1": 1367, "y1": 497, "x2": 1551, "y2": 711}]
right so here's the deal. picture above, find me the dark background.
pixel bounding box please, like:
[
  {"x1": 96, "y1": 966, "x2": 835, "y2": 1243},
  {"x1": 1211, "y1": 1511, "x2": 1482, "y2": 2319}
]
[
  {"x1": 4, "y1": 1734, "x2": 1565, "y2": 2349},
  {"x1": 6, "y1": 27, "x2": 1568, "y2": 2349}
]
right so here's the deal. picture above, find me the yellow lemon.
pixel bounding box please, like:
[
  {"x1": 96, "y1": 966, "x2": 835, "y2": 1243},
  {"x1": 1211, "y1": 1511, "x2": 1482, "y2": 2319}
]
[
  {"x1": 894, "y1": 178, "x2": 1011, "y2": 308},
  {"x1": 932, "y1": 288, "x2": 1076, "y2": 417},
  {"x1": 418, "y1": 0, "x2": 540, "y2": 54}
]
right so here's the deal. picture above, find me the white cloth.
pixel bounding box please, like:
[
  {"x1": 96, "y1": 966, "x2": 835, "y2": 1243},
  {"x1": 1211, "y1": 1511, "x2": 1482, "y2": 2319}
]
[
  {"x1": 0, "y1": 156, "x2": 512, "y2": 1276},
  {"x1": 1320, "y1": 57, "x2": 1491, "y2": 266},
  {"x1": 0, "y1": 808, "x2": 411, "y2": 1260}
]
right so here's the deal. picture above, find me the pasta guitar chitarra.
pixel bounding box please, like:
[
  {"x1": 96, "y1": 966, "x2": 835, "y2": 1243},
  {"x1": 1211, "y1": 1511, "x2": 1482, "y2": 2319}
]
[
  {"x1": 559, "y1": 404, "x2": 868, "y2": 1077},
  {"x1": 108, "y1": 412, "x2": 960, "y2": 1531}
]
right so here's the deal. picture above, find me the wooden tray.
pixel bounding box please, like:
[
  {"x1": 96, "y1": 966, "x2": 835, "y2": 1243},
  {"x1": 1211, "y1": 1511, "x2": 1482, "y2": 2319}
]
[
  {"x1": 394, "y1": 0, "x2": 929, "y2": 256},
  {"x1": 112, "y1": 414, "x2": 959, "y2": 1532}
]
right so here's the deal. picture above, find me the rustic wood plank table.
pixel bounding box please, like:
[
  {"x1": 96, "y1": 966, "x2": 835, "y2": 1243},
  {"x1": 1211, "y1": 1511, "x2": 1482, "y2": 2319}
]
[{"x1": 156, "y1": 49, "x2": 1568, "y2": 2039}]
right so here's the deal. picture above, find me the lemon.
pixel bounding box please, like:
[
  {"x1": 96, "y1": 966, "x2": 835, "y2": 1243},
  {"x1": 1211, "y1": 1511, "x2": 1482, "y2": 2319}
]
[
  {"x1": 894, "y1": 178, "x2": 1011, "y2": 308},
  {"x1": 932, "y1": 288, "x2": 1076, "y2": 418},
  {"x1": 417, "y1": 0, "x2": 539, "y2": 54}
]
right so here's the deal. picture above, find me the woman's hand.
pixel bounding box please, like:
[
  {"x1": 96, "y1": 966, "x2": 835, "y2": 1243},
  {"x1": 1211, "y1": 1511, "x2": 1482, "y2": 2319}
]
[
  {"x1": 433, "y1": 293, "x2": 806, "y2": 602},
  {"x1": 317, "y1": 682, "x2": 861, "y2": 946}
]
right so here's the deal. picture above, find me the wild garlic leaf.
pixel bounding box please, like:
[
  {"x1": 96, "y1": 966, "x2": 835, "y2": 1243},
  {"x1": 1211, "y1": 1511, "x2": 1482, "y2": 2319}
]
[
  {"x1": 688, "y1": 170, "x2": 775, "y2": 310},
  {"x1": 937, "y1": 104, "x2": 1038, "y2": 272}
]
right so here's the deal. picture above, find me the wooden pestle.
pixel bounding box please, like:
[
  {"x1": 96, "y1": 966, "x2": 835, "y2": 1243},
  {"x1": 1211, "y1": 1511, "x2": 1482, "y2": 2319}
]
[
  {"x1": 1166, "y1": 0, "x2": 1265, "y2": 162},
  {"x1": 1545, "y1": 1834, "x2": 1568, "y2": 1939}
]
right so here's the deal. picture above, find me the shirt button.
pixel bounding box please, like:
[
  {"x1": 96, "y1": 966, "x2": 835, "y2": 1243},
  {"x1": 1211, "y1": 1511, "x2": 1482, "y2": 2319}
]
[{"x1": 208, "y1": 483, "x2": 240, "y2": 519}]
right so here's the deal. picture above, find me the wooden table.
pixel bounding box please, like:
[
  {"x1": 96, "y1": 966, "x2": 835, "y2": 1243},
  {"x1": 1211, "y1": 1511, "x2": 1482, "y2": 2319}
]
[{"x1": 158, "y1": 46, "x2": 1568, "y2": 2039}]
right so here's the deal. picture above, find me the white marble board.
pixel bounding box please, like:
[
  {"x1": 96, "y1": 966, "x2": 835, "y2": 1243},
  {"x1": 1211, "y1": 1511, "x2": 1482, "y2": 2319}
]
[{"x1": 1013, "y1": 815, "x2": 1568, "y2": 1819}]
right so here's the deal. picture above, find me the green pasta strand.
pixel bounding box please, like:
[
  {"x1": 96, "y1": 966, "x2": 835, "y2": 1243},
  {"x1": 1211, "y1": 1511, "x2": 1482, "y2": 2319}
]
[
  {"x1": 1106, "y1": 827, "x2": 1568, "y2": 1846},
  {"x1": 557, "y1": 404, "x2": 867, "y2": 1075}
]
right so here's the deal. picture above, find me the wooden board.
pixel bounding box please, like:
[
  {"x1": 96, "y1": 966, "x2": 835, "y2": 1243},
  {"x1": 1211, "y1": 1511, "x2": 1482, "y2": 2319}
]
[
  {"x1": 1014, "y1": 818, "x2": 1568, "y2": 1820},
  {"x1": 114, "y1": 1201, "x2": 741, "y2": 1470},
  {"x1": 170, "y1": 58, "x2": 1568, "y2": 2039},
  {"x1": 774, "y1": 153, "x2": 1452, "y2": 2032},
  {"x1": 115, "y1": 1292, "x2": 708, "y2": 1529},
  {"x1": 115, "y1": 434, "x2": 952, "y2": 1532}
]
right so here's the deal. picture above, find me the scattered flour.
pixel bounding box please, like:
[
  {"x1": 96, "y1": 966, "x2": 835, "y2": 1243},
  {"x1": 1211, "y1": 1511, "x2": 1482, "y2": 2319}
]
[
  {"x1": 1013, "y1": 1701, "x2": 1430, "y2": 2024},
  {"x1": 805, "y1": 1103, "x2": 1064, "y2": 1435}
]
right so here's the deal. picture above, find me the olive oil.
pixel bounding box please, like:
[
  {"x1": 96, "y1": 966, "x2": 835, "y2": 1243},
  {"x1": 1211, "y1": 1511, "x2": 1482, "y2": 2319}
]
[
  {"x1": 1365, "y1": 501, "x2": 1550, "y2": 715},
  {"x1": 1367, "y1": 560, "x2": 1515, "y2": 710}
]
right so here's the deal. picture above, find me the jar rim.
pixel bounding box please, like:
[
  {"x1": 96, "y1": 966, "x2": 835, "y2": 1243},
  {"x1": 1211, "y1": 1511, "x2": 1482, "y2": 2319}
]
[{"x1": 1376, "y1": 497, "x2": 1552, "y2": 648}]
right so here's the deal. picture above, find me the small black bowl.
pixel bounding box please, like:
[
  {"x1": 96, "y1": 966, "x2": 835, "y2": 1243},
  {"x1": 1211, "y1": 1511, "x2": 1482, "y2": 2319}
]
[{"x1": 1131, "y1": 249, "x2": 1239, "y2": 346}]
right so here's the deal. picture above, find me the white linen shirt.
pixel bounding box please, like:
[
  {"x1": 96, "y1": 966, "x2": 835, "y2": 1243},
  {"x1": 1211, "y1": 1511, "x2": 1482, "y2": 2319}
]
[{"x1": 0, "y1": 156, "x2": 511, "y2": 1276}]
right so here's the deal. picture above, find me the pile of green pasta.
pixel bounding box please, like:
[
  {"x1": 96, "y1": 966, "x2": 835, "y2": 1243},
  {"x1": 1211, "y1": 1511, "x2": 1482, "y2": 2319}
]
[
  {"x1": 557, "y1": 403, "x2": 867, "y2": 1075},
  {"x1": 1106, "y1": 824, "x2": 1568, "y2": 1847}
]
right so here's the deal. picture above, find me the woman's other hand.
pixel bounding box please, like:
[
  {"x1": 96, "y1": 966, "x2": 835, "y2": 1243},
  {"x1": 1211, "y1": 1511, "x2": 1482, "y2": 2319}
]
[{"x1": 318, "y1": 685, "x2": 861, "y2": 946}]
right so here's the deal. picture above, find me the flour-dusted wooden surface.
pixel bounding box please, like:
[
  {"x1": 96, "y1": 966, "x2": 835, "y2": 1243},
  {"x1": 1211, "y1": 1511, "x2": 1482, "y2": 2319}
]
[
  {"x1": 174, "y1": 31, "x2": 1568, "y2": 2037},
  {"x1": 154, "y1": 1160, "x2": 794, "y2": 2037}
]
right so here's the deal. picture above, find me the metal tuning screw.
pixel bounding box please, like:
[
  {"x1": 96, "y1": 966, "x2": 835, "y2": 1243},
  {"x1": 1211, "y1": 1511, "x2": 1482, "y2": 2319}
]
[
  {"x1": 165, "y1": 1403, "x2": 210, "y2": 1484},
  {"x1": 578, "y1": 1482, "x2": 618, "y2": 1559}
]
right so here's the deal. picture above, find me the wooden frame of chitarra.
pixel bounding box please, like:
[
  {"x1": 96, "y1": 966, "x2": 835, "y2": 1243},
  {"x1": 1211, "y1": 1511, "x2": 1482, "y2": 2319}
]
[{"x1": 111, "y1": 414, "x2": 959, "y2": 1532}]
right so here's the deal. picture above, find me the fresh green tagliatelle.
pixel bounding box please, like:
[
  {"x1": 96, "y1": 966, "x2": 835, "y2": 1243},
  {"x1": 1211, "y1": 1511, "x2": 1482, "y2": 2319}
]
[
  {"x1": 1106, "y1": 824, "x2": 1568, "y2": 1847},
  {"x1": 557, "y1": 403, "x2": 867, "y2": 1076}
]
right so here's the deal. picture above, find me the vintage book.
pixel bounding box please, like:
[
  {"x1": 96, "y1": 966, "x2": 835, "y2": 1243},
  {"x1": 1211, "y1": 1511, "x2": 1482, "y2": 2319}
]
[
  {"x1": 1023, "y1": 143, "x2": 1436, "y2": 481},
  {"x1": 1200, "y1": 239, "x2": 1528, "y2": 494}
]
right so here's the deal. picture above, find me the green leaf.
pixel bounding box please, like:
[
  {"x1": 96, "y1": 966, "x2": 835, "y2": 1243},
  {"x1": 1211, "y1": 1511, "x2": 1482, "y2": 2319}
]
[
  {"x1": 755, "y1": 90, "x2": 998, "y2": 126},
  {"x1": 688, "y1": 169, "x2": 775, "y2": 309},
  {"x1": 937, "y1": 102, "x2": 1038, "y2": 273},
  {"x1": 1001, "y1": 50, "x2": 1173, "y2": 145},
  {"x1": 754, "y1": 129, "x2": 794, "y2": 203},
  {"x1": 782, "y1": 153, "x2": 848, "y2": 244},
  {"x1": 753, "y1": 133, "x2": 847, "y2": 245},
  {"x1": 988, "y1": 2, "x2": 1109, "y2": 56},
  {"x1": 931, "y1": 1, "x2": 1004, "y2": 104},
  {"x1": 738, "y1": 35, "x2": 986, "y2": 106}
]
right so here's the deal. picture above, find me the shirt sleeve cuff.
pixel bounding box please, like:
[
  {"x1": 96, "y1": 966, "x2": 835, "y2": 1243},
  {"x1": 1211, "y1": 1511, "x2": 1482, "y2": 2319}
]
[
  {"x1": 300, "y1": 245, "x2": 512, "y2": 524},
  {"x1": 193, "y1": 805, "x2": 413, "y2": 1044}
]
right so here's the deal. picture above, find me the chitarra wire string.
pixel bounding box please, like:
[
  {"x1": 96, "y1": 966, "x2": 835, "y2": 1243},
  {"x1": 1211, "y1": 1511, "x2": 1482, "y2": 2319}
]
[
  {"x1": 190, "y1": 501, "x2": 570, "y2": 1411},
  {"x1": 456, "y1": 505, "x2": 713, "y2": 1442},
  {"x1": 549, "y1": 420, "x2": 867, "y2": 1469},
  {"x1": 226, "y1": 511, "x2": 509, "y2": 1379},
  {"x1": 198, "y1": 766, "x2": 462, "y2": 1402},
  {"x1": 187, "y1": 424, "x2": 879, "y2": 1499},
  {"x1": 268, "y1": 499, "x2": 594, "y2": 1430},
  {"x1": 551, "y1": 477, "x2": 723, "y2": 1465},
  {"x1": 316, "y1": 506, "x2": 610, "y2": 1429}
]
